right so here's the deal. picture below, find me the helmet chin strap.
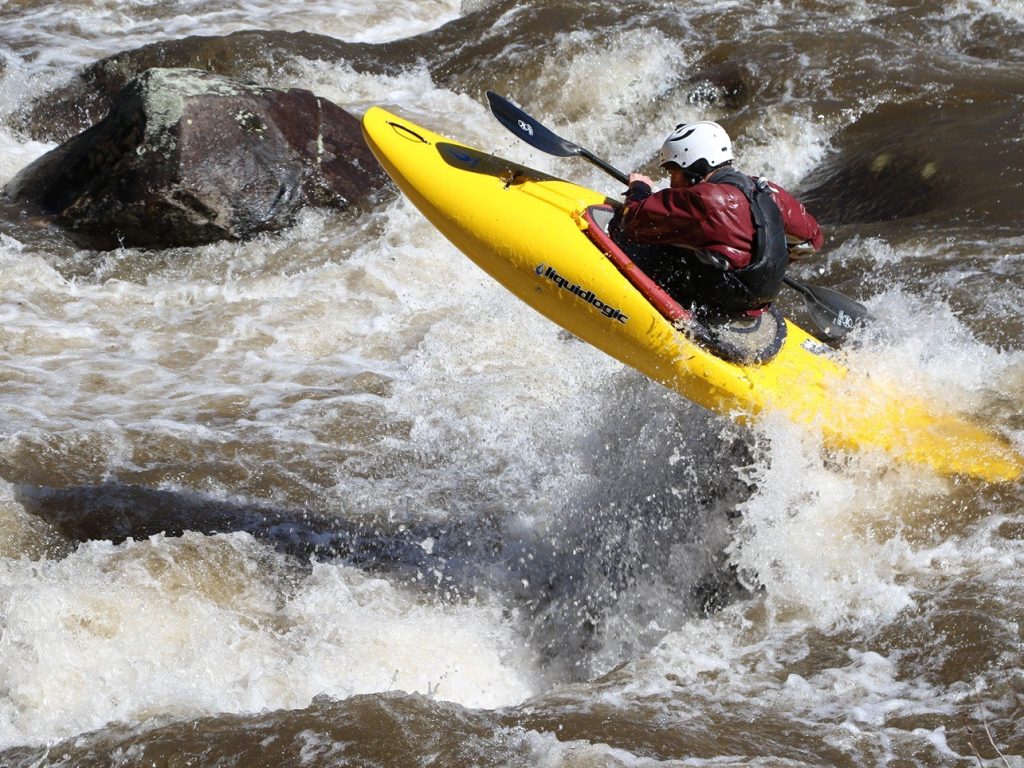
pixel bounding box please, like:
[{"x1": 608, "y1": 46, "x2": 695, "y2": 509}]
[{"x1": 684, "y1": 159, "x2": 729, "y2": 185}]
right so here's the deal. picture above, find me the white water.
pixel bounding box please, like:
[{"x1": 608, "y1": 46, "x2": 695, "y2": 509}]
[
  {"x1": 0, "y1": 527, "x2": 536, "y2": 746},
  {"x1": 0, "y1": 0, "x2": 462, "y2": 70},
  {"x1": 1, "y1": 0, "x2": 1022, "y2": 759}
]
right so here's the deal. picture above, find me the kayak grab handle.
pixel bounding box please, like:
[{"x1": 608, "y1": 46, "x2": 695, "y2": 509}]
[{"x1": 388, "y1": 121, "x2": 429, "y2": 144}]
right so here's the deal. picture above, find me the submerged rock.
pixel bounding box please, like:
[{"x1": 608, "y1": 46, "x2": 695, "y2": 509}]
[
  {"x1": 683, "y1": 61, "x2": 750, "y2": 110},
  {"x1": 798, "y1": 101, "x2": 947, "y2": 225},
  {"x1": 4, "y1": 67, "x2": 389, "y2": 249}
]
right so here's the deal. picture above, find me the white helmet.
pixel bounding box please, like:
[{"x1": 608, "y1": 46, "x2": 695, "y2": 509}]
[{"x1": 660, "y1": 121, "x2": 734, "y2": 171}]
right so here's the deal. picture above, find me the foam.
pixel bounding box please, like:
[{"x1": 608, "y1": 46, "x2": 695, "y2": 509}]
[
  {"x1": 949, "y1": 0, "x2": 1024, "y2": 22},
  {"x1": 0, "y1": 0, "x2": 462, "y2": 76},
  {"x1": 0, "y1": 531, "x2": 536, "y2": 748},
  {"x1": 0, "y1": 128, "x2": 54, "y2": 187},
  {"x1": 2, "y1": 3, "x2": 1024, "y2": 759}
]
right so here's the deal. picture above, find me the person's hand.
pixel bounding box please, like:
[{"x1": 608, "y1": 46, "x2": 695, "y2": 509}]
[
  {"x1": 624, "y1": 173, "x2": 654, "y2": 202},
  {"x1": 786, "y1": 235, "x2": 817, "y2": 259}
]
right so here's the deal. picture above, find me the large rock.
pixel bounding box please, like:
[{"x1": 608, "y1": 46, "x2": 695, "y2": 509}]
[{"x1": 4, "y1": 68, "x2": 390, "y2": 249}]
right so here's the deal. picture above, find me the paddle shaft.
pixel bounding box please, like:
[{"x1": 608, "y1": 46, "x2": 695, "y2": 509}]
[{"x1": 581, "y1": 149, "x2": 629, "y2": 186}]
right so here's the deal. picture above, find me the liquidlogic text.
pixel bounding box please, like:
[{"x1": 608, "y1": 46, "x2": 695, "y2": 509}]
[{"x1": 536, "y1": 264, "x2": 628, "y2": 323}]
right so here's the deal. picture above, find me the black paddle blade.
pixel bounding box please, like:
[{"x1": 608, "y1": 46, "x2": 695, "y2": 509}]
[
  {"x1": 485, "y1": 91, "x2": 582, "y2": 158},
  {"x1": 783, "y1": 276, "x2": 868, "y2": 342},
  {"x1": 485, "y1": 91, "x2": 630, "y2": 185}
]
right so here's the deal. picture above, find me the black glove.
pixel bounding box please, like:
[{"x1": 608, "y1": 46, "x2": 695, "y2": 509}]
[{"x1": 624, "y1": 179, "x2": 653, "y2": 202}]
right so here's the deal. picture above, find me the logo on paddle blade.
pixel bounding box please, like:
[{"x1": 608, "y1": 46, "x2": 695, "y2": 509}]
[{"x1": 517, "y1": 119, "x2": 534, "y2": 136}]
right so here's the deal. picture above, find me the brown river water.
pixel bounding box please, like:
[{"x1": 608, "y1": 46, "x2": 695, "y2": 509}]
[{"x1": 0, "y1": 0, "x2": 1023, "y2": 765}]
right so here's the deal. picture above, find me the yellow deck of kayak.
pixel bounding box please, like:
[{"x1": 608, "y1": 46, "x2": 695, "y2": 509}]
[{"x1": 361, "y1": 106, "x2": 1023, "y2": 483}]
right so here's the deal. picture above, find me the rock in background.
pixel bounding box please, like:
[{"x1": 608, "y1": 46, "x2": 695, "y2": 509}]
[
  {"x1": 14, "y1": 31, "x2": 391, "y2": 144},
  {"x1": 4, "y1": 67, "x2": 390, "y2": 249}
]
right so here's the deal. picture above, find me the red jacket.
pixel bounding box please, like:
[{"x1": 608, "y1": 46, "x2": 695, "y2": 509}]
[{"x1": 621, "y1": 170, "x2": 824, "y2": 269}]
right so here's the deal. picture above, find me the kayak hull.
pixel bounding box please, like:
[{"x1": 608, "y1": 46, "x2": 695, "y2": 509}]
[{"x1": 361, "y1": 107, "x2": 1023, "y2": 483}]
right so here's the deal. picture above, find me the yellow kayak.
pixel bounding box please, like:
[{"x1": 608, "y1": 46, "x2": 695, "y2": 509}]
[{"x1": 361, "y1": 106, "x2": 1023, "y2": 483}]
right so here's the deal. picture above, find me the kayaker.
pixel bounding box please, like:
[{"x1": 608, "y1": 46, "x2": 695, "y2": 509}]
[{"x1": 618, "y1": 121, "x2": 823, "y2": 317}]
